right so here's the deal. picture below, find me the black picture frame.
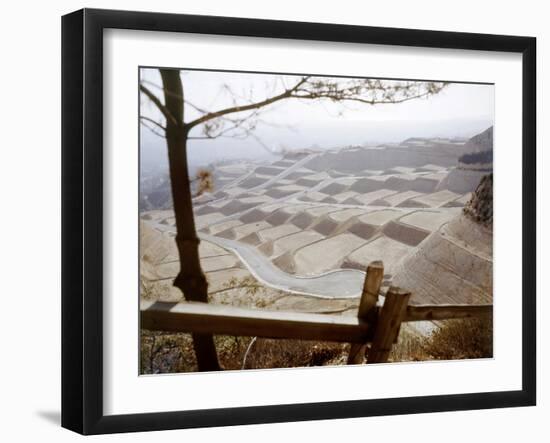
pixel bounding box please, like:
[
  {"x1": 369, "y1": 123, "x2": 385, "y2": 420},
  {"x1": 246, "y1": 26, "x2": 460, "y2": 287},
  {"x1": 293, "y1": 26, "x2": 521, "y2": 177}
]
[{"x1": 61, "y1": 8, "x2": 537, "y2": 435}]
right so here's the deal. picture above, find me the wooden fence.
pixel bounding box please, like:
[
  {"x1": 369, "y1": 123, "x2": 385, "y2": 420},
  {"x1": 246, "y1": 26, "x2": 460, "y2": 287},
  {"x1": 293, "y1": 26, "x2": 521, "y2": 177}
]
[{"x1": 141, "y1": 261, "x2": 492, "y2": 367}]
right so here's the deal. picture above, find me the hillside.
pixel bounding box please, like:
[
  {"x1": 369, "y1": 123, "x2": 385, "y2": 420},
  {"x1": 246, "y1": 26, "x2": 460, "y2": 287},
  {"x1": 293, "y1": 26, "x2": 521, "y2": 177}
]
[
  {"x1": 392, "y1": 170, "x2": 493, "y2": 305},
  {"x1": 141, "y1": 130, "x2": 493, "y2": 305},
  {"x1": 436, "y1": 126, "x2": 493, "y2": 193}
]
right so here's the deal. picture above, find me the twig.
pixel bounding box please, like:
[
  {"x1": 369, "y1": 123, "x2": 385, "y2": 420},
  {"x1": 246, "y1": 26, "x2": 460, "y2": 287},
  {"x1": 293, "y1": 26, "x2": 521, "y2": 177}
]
[{"x1": 242, "y1": 337, "x2": 258, "y2": 370}]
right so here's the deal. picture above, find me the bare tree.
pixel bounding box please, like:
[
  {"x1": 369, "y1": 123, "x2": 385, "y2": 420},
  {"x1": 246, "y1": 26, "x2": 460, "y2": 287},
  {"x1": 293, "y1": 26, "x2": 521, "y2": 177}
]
[{"x1": 140, "y1": 69, "x2": 446, "y2": 371}]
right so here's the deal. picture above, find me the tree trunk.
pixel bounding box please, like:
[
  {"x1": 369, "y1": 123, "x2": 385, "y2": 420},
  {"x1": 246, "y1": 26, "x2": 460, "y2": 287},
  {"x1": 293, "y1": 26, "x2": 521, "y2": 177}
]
[{"x1": 160, "y1": 69, "x2": 220, "y2": 371}]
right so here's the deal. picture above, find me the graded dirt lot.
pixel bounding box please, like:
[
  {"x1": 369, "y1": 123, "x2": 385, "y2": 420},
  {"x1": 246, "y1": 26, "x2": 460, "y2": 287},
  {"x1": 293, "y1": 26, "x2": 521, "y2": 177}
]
[
  {"x1": 207, "y1": 219, "x2": 243, "y2": 235},
  {"x1": 353, "y1": 189, "x2": 398, "y2": 205},
  {"x1": 199, "y1": 240, "x2": 230, "y2": 257},
  {"x1": 344, "y1": 236, "x2": 413, "y2": 274},
  {"x1": 194, "y1": 212, "x2": 226, "y2": 229},
  {"x1": 392, "y1": 215, "x2": 493, "y2": 305},
  {"x1": 258, "y1": 224, "x2": 301, "y2": 242},
  {"x1": 410, "y1": 190, "x2": 462, "y2": 208},
  {"x1": 299, "y1": 191, "x2": 329, "y2": 202},
  {"x1": 233, "y1": 221, "x2": 273, "y2": 237},
  {"x1": 328, "y1": 208, "x2": 366, "y2": 222},
  {"x1": 399, "y1": 209, "x2": 460, "y2": 232},
  {"x1": 271, "y1": 230, "x2": 325, "y2": 259},
  {"x1": 331, "y1": 191, "x2": 362, "y2": 203},
  {"x1": 358, "y1": 209, "x2": 402, "y2": 226},
  {"x1": 294, "y1": 232, "x2": 367, "y2": 275},
  {"x1": 141, "y1": 132, "x2": 493, "y2": 314},
  {"x1": 375, "y1": 190, "x2": 423, "y2": 206},
  {"x1": 201, "y1": 255, "x2": 241, "y2": 272}
]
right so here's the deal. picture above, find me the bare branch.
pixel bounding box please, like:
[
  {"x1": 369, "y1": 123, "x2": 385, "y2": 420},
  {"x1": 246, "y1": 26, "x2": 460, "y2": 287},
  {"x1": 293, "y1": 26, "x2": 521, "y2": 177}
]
[
  {"x1": 139, "y1": 84, "x2": 178, "y2": 126},
  {"x1": 141, "y1": 80, "x2": 213, "y2": 116},
  {"x1": 140, "y1": 115, "x2": 166, "y2": 132},
  {"x1": 288, "y1": 79, "x2": 448, "y2": 105},
  {"x1": 188, "y1": 109, "x2": 263, "y2": 140},
  {"x1": 187, "y1": 76, "x2": 310, "y2": 129},
  {"x1": 140, "y1": 118, "x2": 166, "y2": 138},
  {"x1": 146, "y1": 74, "x2": 447, "y2": 153},
  {"x1": 185, "y1": 77, "x2": 446, "y2": 135}
]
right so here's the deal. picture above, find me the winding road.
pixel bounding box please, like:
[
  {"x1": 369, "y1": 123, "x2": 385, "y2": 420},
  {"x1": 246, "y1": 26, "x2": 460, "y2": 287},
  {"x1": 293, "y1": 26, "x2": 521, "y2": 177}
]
[
  {"x1": 150, "y1": 220, "x2": 364, "y2": 298},
  {"x1": 201, "y1": 233, "x2": 365, "y2": 298},
  {"x1": 147, "y1": 160, "x2": 448, "y2": 299}
]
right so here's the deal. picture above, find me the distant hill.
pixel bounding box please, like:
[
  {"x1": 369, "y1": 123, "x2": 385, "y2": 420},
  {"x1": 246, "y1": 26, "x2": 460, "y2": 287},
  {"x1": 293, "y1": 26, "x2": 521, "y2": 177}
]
[
  {"x1": 458, "y1": 126, "x2": 493, "y2": 165},
  {"x1": 463, "y1": 126, "x2": 493, "y2": 153},
  {"x1": 435, "y1": 127, "x2": 493, "y2": 193}
]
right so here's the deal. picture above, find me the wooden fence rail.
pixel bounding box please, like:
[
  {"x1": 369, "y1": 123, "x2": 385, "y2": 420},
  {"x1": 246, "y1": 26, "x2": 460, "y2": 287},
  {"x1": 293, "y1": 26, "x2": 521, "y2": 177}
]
[
  {"x1": 405, "y1": 304, "x2": 492, "y2": 322},
  {"x1": 141, "y1": 261, "x2": 492, "y2": 367},
  {"x1": 140, "y1": 300, "x2": 371, "y2": 343},
  {"x1": 141, "y1": 300, "x2": 492, "y2": 339}
]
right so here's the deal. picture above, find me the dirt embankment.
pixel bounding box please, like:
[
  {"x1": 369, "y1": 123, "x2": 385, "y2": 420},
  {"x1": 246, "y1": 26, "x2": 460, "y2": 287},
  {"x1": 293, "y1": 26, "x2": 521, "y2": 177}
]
[
  {"x1": 463, "y1": 173, "x2": 493, "y2": 228},
  {"x1": 391, "y1": 172, "x2": 493, "y2": 305}
]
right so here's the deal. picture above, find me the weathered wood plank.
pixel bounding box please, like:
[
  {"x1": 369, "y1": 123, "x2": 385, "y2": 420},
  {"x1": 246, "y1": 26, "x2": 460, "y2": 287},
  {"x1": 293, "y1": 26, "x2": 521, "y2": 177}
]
[
  {"x1": 141, "y1": 300, "x2": 370, "y2": 343},
  {"x1": 367, "y1": 287, "x2": 411, "y2": 364},
  {"x1": 347, "y1": 261, "x2": 384, "y2": 364},
  {"x1": 405, "y1": 304, "x2": 492, "y2": 322}
]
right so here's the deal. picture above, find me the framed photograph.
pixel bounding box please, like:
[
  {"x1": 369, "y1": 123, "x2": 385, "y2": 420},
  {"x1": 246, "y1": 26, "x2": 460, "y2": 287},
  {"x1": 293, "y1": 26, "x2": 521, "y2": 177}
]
[{"x1": 61, "y1": 8, "x2": 536, "y2": 435}]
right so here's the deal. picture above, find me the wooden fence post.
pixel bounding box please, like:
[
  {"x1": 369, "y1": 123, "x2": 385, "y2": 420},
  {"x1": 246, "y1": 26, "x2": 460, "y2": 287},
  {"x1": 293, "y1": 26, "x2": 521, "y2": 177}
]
[
  {"x1": 347, "y1": 261, "x2": 384, "y2": 364},
  {"x1": 367, "y1": 286, "x2": 411, "y2": 364}
]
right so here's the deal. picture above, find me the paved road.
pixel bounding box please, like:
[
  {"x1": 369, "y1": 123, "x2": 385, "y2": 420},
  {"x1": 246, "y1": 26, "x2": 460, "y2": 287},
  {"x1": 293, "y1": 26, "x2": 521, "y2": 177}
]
[
  {"x1": 150, "y1": 219, "x2": 364, "y2": 298},
  {"x1": 200, "y1": 233, "x2": 364, "y2": 298}
]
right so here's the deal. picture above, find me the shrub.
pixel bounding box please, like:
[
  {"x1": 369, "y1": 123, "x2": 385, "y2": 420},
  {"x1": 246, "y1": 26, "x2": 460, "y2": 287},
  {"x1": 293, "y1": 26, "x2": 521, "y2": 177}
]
[
  {"x1": 422, "y1": 317, "x2": 493, "y2": 360},
  {"x1": 244, "y1": 339, "x2": 347, "y2": 369}
]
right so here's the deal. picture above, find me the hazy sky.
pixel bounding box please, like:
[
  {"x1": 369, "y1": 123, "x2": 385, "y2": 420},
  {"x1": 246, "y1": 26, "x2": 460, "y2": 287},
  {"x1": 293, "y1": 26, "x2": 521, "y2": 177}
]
[{"x1": 140, "y1": 68, "x2": 494, "y2": 170}]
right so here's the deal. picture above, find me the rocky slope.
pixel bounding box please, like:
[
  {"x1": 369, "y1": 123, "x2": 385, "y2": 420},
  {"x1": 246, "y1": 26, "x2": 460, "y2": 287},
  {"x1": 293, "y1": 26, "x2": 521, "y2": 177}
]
[
  {"x1": 392, "y1": 171, "x2": 493, "y2": 305},
  {"x1": 463, "y1": 173, "x2": 493, "y2": 227}
]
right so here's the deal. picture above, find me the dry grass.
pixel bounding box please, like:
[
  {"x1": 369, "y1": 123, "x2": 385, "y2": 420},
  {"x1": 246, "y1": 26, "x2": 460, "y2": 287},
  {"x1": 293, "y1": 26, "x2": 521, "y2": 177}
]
[
  {"x1": 140, "y1": 330, "x2": 349, "y2": 374},
  {"x1": 422, "y1": 317, "x2": 493, "y2": 360},
  {"x1": 245, "y1": 339, "x2": 348, "y2": 369},
  {"x1": 389, "y1": 328, "x2": 430, "y2": 362},
  {"x1": 140, "y1": 275, "x2": 492, "y2": 374},
  {"x1": 390, "y1": 317, "x2": 493, "y2": 363},
  {"x1": 140, "y1": 317, "x2": 493, "y2": 374},
  {"x1": 140, "y1": 331, "x2": 197, "y2": 374}
]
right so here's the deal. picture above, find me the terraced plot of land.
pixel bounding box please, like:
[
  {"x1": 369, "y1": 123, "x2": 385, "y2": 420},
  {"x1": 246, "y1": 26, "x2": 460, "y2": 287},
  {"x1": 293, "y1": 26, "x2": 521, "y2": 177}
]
[
  {"x1": 257, "y1": 224, "x2": 301, "y2": 242},
  {"x1": 399, "y1": 209, "x2": 460, "y2": 232},
  {"x1": 408, "y1": 190, "x2": 462, "y2": 208},
  {"x1": 142, "y1": 139, "x2": 492, "y2": 305},
  {"x1": 344, "y1": 236, "x2": 413, "y2": 274},
  {"x1": 294, "y1": 233, "x2": 367, "y2": 275}
]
